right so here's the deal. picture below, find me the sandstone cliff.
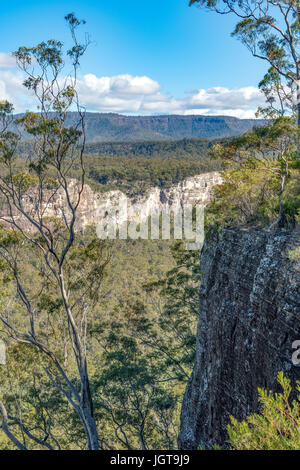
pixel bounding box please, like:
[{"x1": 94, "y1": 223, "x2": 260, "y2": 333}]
[
  {"x1": 178, "y1": 227, "x2": 300, "y2": 449},
  {"x1": 1, "y1": 172, "x2": 222, "y2": 232}
]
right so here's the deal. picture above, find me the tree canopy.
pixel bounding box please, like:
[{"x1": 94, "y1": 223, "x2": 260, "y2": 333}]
[{"x1": 190, "y1": 0, "x2": 300, "y2": 124}]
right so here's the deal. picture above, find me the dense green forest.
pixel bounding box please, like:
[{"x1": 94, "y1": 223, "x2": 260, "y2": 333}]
[
  {"x1": 83, "y1": 137, "x2": 228, "y2": 158},
  {"x1": 17, "y1": 137, "x2": 223, "y2": 159},
  {"x1": 78, "y1": 154, "x2": 222, "y2": 196},
  {"x1": 17, "y1": 139, "x2": 224, "y2": 197},
  {"x1": 0, "y1": 236, "x2": 201, "y2": 449}
]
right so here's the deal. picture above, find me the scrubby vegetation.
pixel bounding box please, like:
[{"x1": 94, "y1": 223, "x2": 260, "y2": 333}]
[
  {"x1": 228, "y1": 373, "x2": 300, "y2": 450},
  {"x1": 206, "y1": 117, "x2": 300, "y2": 233}
]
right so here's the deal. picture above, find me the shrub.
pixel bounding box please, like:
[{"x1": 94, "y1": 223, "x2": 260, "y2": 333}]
[{"x1": 228, "y1": 372, "x2": 300, "y2": 450}]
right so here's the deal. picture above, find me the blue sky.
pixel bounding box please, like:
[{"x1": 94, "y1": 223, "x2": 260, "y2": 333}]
[{"x1": 0, "y1": 0, "x2": 268, "y2": 117}]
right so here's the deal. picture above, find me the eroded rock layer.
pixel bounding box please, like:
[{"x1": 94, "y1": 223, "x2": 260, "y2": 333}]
[{"x1": 0, "y1": 172, "x2": 222, "y2": 232}]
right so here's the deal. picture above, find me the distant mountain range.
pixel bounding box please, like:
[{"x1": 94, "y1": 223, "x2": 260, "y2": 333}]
[
  {"x1": 71, "y1": 113, "x2": 265, "y2": 142},
  {"x1": 15, "y1": 112, "x2": 264, "y2": 142}
]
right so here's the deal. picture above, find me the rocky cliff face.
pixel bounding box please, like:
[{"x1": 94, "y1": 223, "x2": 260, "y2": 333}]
[
  {"x1": 3, "y1": 172, "x2": 222, "y2": 232},
  {"x1": 178, "y1": 227, "x2": 300, "y2": 449}
]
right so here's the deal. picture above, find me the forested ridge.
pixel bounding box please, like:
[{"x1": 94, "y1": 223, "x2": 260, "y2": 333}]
[{"x1": 13, "y1": 112, "x2": 265, "y2": 142}]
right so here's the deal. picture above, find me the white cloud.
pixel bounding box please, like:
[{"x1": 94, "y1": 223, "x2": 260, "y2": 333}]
[
  {"x1": 189, "y1": 86, "x2": 263, "y2": 110},
  {"x1": 77, "y1": 76, "x2": 264, "y2": 117},
  {"x1": 0, "y1": 71, "x2": 30, "y2": 111},
  {"x1": 0, "y1": 65, "x2": 265, "y2": 118},
  {"x1": 82, "y1": 74, "x2": 161, "y2": 96},
  {"x1": 183, "y1": 108, "x2": 258, "y2": 119},
  {"x1": 0, "y1": 53, "x2": 16, "y2": 69}
]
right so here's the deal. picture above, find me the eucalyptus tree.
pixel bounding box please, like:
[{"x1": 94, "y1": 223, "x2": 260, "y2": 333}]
[
  {"x1": 0, "y1": 14, "x2": 109, "y2": 450},
  {"x1": 189, "y1": 0, "x2": 300, "y2": 226},
  {"x1": 190, "y1": 0, "x2": 300, "y2": 125}
]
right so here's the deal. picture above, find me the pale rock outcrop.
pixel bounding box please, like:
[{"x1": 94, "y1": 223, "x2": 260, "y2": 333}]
[{"x1": 1, "y1": 172, "x2": 222, "y2": 232}]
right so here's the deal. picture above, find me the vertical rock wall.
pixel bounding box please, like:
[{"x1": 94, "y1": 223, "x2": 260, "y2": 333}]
[
  {"x1": 178, "y1": 228, "x2": 300, "y2": 449},
  {"x1": 1, "y1": 172, "x2": 222, "y2": 231}
]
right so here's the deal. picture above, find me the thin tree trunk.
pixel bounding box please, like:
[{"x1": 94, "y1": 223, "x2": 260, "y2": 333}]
[{"x1": 297, "y1": 59, "x2": 300, "y2": 128}]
